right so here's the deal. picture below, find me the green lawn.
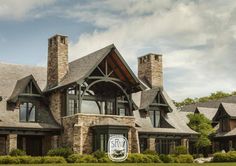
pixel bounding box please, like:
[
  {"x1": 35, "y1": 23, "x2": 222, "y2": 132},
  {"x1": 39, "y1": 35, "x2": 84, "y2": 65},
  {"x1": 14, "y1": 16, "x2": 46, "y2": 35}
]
[{"x1": 3, "y1": 163, "x2": 236, "y2": 166}]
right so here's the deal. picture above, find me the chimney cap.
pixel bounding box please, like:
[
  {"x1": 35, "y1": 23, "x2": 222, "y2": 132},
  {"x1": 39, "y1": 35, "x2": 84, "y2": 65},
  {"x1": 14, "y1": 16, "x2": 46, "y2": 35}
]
[
  {"x1": 138, "y1": 53, "x2": 162, "y2": 59},
  {"x1": 49, "y1": 34, "x2": 68, "y2": 39}
]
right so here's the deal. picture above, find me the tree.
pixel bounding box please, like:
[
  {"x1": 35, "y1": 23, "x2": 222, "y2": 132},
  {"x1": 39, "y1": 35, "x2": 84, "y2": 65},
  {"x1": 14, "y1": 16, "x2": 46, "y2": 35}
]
[
  {"x1": 187, "y1": 113, "x2": 215, "y2": 154},
  {"x1": 175, "y1": 90, "x2": 236, "y2": 108}
]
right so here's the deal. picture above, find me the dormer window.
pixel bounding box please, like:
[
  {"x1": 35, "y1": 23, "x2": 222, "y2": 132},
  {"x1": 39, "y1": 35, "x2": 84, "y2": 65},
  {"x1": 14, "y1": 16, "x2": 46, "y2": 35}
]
[
  {"x1": 20, "y1": 102, "x2": 36, "y2": 122},
  {"x1": 150, "y1": 110, "x2": 160, "y2": 127}
]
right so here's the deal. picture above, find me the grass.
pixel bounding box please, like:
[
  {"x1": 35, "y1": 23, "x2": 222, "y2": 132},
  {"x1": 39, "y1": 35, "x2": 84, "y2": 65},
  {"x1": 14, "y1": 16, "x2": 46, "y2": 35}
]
[{"x1": 3, "y1": 163, "x2": 236, "y2": 166}]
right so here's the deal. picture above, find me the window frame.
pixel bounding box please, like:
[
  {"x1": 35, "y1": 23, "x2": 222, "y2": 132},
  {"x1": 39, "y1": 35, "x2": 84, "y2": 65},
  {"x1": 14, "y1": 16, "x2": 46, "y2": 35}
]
[
  {"x1": 149, "y1": 109, "x2": 161, "y2": 128},
  {"x1": 19, "y1": 101, "x2": 37, "y2": 122}
]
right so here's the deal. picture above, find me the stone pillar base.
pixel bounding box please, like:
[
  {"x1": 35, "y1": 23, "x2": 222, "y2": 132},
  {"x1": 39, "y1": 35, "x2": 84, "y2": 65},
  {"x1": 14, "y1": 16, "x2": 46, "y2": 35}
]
[{"x1": 6, "y1": 134, "x2": 17, "y2": 154}]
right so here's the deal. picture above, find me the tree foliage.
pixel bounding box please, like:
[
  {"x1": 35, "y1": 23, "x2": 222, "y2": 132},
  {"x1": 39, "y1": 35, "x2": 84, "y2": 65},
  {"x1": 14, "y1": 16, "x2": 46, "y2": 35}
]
[
  {"x1": 175, "y1": 91, "x2": 236, "y2": 108},
  {"x1": 187, "y1": 114, "x2": 215, "y2": 151}
]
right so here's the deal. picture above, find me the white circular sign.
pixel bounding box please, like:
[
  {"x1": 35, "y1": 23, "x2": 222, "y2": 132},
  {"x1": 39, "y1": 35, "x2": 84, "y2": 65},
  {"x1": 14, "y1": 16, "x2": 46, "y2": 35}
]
[{"x1": 108, "y1": 135, "x2": 128, "y2": 162}]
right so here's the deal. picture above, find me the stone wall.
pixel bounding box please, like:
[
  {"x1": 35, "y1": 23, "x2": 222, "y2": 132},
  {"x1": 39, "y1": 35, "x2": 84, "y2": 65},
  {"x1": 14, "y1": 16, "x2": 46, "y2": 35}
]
[
  {"x1": 61, "y1": 113, "x2": 140, "y2": 154},
  {"x1": 49, "y1": 91, "x2": 62, "y2": 124},
  {"x1": 138, "y1": 54, "x2": 163, "y2": 88}
]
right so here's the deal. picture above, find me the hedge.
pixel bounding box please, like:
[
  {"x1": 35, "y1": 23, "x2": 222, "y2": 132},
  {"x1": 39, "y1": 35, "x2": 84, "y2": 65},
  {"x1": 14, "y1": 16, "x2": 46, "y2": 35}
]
[
  {"x1": 213, "y1": 151, "x2": 236, "y2": 162},
  {"x1": 0, "y1": 156, "x2": 66, "y2": 164},
  {"x1": 125, "y1": 153, "x2": 162, "y2": 163},
  {"x1": 47, "y1": 147, "x2": 73, "y2": 158}
]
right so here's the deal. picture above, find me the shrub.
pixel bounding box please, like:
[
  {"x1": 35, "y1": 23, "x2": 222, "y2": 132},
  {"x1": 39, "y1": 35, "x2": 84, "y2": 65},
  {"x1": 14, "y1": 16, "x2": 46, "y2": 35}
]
[
  {"x1": 142, "y1": 149, "x2": 157, "y2": 155},
  {"x1": 174, "y1": 146, "x2": 188, "y2": 155},
  {"x1": 0, "y1": 156, "x2": 66, "y2": 164},
  {"x1": 77, "y1": 155, "x2": 98, "y2": 163},
  {"x1": 213, "y1": 151, "x2": 236, "y2": 162},
  {"x1": 125, "y1": 153, "x2": 161, "y2": 163},
  {"x1": 67, "y1": 154, "x2": 83, "y2": 163},
  {"x1": 47, "y1": 147, "x2": 73, "y2": 158},
  {"x1": 159, "y1": 154, "x2": 175, "y2": 163},
  {"x1": 92, "y1": 150, "x2": 106, "y2": 159},
  {"x1": 145, "y1": 154, "x2": 162, "y2": 163},
  {"x1": 9, "y1": 149, "x2": 26, "y2": 156},
  {"x1": 0, "y1": 156, "x2": 20, "y2": 164},
  {"x1": 227, "y1": 151, "x2": 236, "y2": 162},
  {"x1": 98, "y1": 156, "x2": 112, "y2": 163},
  {"x1": 125, "y1": 154, "x2": 151, "y2": 163},
  {"x1": 177, "y1": 154, "x2": 193, "y2": 163},
  {"x1": 43, "y1": 156, "x2": 67, "y2": 164}
]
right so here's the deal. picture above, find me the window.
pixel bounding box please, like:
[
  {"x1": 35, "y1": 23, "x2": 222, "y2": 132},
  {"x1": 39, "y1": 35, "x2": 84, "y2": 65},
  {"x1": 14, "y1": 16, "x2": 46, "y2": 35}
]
[
  {"x1": 221, "y1": 118, "x2": 228, "y2": 132},
  {"x1": 105, "y1": 101, "x2": 114, "y2": 115},
  {"x1": 24, "y1": 81, "x2": 38, "y2": 94},
  {"x1": 149, "y1": 110, "x2": 160, "y2": 127},
  {"x1": 67, "y1": 99, "x2": 76, "y2": 116},
  {"x1": 20, "y1": 102, "x2": 36, "y2": 122},
  {"x1": 119, "y1": 108, "x2": 125, "y2": 116},
  {"x1": 156, "y1": 139, "x2": 181, "y2": 154}
]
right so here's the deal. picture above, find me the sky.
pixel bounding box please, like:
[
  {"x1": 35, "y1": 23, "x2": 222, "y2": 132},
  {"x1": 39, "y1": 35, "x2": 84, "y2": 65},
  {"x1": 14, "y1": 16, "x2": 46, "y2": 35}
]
[{"x1": 0, "y1": 0, "x2": 236, "y2": 101}]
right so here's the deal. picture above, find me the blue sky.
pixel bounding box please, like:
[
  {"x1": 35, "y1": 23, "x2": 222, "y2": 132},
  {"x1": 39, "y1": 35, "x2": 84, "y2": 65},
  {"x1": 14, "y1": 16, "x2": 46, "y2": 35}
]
[{"x1": 0, "y1": 0, "x2": 236, "y2": 101}]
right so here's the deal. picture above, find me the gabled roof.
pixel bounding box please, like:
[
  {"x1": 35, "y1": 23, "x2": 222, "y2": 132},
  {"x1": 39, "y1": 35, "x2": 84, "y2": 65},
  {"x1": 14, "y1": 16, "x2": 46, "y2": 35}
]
[
  {"x1": 195, "y1": 107, "x2": 218, "y2": 120},
  {"x1": 133, "y1": 85, "x2": 197, "y2": 135},
  {"x1": 213, "y1": 103, "x2": 236, "y2": 121},
  {"x1": 215, "y1": 127, "x2": 236, "y2": 138},
  {"x1": 181, "y1": 95, "x2": 236, "y2": 112},
  {"x1": 49, "y1": 44, "x2": 144, "y2": 92},
  {"x1": 8, "y1": 75, "x2": 42, "y2": 102},
  {"x1": 220, "y1": 103, "x2": 236, "y2": 118}
]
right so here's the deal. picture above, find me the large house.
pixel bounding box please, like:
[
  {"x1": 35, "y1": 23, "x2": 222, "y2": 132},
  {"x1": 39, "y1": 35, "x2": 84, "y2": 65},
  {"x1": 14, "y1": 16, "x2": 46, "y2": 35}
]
[
  {"x1": 181, "y1": 96, "x2": 236, "y2": 153},
  {"x1": 0, "y1": 34, "x2": 197, "y2": 156}
]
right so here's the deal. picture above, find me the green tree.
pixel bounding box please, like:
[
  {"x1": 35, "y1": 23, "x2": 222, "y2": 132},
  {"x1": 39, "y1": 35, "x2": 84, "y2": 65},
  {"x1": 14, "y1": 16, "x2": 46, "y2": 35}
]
[{"x1": 187, "y1": 113, "x2": 215, "y2": 154}]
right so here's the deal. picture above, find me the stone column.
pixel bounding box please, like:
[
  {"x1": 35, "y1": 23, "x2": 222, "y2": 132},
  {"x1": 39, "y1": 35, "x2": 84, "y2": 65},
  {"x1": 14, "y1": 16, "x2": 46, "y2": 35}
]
[
  {"x1": 229, "y1": 140, "x2": 233, "y2": 151},
  {"x1": 131, "y1": 127, "x2": 140, "y2": 153},
  {"x1": 51, "y1": 135, "x2": 59, "y2": 149},
  {"x1": 169, "y1": 141, "x2": 176, "y2": 154},
  {"x1": 6, "y1": 134, "x2": 17, "y2": 154},
  {"x1": 128, "y1": 129, "x2": 132, "y2": 153},
  {"x1": 73, "y1": 125, "x2": 83, "y2": 154},
  {"x1": 147, "y1": 137, "x2": 156, "y2": 151},
  {"x1": 181, "y1": 138, "x2": 189, "y2": 153}
]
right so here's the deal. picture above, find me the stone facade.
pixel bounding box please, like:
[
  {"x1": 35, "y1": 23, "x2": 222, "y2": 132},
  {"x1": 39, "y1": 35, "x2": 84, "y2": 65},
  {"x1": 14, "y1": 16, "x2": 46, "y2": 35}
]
[
  {"x1": 47, "y1": 35, "x2": 68, "y2": 89},
  {"x1": 138, "y1": 54, "x2": 163, "y2": 88},
  {"x1": 147, "y1": 137, "x2": 156, "y2": 151},
  {"x1": 49, "y1": 90, "x2": 63, "y2": 124},
  {"x1": 61, "y1": 114, "x2": 140, "y2": 154},
  {"x1": 6, "y1": 134, "x2": 17, "y2": 154}
]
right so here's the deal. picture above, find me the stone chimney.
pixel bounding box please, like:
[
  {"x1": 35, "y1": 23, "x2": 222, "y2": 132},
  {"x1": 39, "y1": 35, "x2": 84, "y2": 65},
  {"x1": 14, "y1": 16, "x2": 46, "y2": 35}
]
[
  {"x1": 47, "y1": 34, "x2": 69, "y2": 89},
  {"x1": 138, "y1": 54, "x2": 163, "y2": 89}
]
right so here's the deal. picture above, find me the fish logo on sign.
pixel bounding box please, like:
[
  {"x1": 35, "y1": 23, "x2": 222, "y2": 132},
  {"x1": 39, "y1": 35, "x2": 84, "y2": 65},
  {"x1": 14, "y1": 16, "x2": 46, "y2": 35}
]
[{"x1": 108, "y1": 135, "x2": 128, "y2": 162}]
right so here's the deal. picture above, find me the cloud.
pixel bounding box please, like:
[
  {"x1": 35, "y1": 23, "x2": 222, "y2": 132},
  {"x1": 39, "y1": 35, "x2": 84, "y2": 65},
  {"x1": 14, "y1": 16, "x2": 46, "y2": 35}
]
[
  {"x1": 66, "y1": 0, "x2": 236, "y2": 101},
  {"x1": 0, "y1": 0, "x2": 55, "y2": 20}
]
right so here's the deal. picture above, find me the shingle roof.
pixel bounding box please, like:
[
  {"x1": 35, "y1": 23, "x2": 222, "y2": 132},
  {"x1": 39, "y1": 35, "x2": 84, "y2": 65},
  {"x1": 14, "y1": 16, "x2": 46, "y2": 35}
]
[
  {"x1": 139, "y1": 89, "x2": 159, "y2": 110},
  {"x1": 181, "y1": 95, "x2": 236, "y2": 112},
  {"x1": 8, "y1": 75, "x2": 42, "y2": 102},
  {"x1": 221, "y1": 102, "x2": 236, "y2": 118},
  {"x1": 50, "y1": 44, "x2": 114, "y2": 90},
  {"x1": 133, "y1": 83, "x2": 197, "y2": 135},
  {"x1": 0, "y1": 62, "x2": 60, "y2": 130},
  {"x1": 195, "y1": 107, "x2": 218, "y2": 120},
  {"x1": 215, "y1": 127, "x2": 236, "y2": 137}
]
